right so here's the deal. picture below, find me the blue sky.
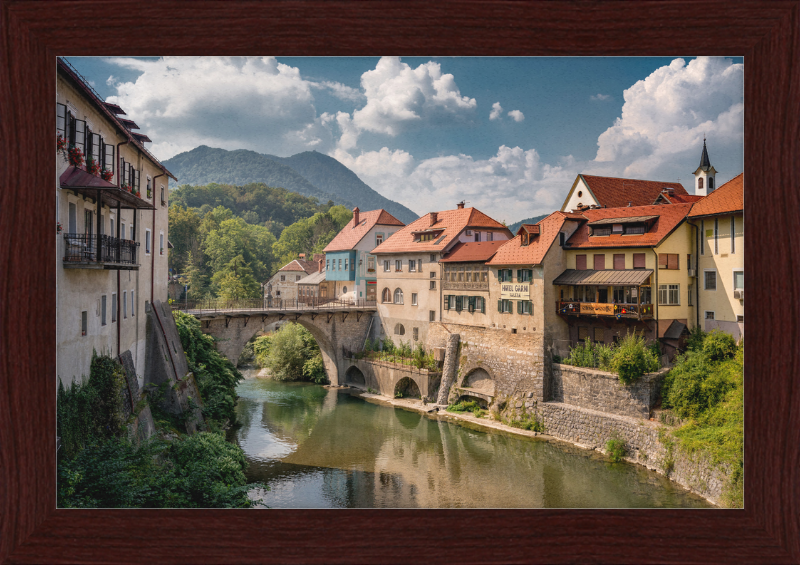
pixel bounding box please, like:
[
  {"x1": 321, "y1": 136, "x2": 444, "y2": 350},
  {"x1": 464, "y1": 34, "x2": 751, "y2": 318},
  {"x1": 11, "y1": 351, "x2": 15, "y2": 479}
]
[{"x1": 66, "y1": 56, "x2": 744, "y2": 224}]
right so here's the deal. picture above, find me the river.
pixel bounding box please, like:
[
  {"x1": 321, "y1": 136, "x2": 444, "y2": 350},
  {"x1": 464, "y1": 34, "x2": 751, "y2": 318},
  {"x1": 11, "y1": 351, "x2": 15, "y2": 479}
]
[{"x1": 231, "y1": 368, "x2": 712, "y2": 508}]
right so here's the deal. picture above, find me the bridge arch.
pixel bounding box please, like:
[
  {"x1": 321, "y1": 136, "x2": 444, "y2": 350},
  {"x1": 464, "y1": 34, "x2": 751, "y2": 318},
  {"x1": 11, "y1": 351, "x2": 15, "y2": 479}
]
[
  {"x1": 345, "y1": 365, "x2": 367, "y2": 388},
  {"x1": 394, "y1": 376, "x2": 421, "y2": 399}
]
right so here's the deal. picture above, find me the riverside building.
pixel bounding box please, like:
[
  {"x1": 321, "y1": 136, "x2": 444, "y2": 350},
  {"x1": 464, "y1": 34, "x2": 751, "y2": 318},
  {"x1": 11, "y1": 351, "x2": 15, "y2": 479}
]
[{"x1": 56, "y1": 58, "x2": 176, "y2": 386}]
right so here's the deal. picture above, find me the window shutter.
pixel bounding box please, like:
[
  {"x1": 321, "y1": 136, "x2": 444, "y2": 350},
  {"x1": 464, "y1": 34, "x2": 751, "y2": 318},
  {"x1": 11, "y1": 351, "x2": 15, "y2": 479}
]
[
  {"x1": 517, "y1": 300, "x2": 522, "y2": 314},
  {"x1": 498, "y1": 299, "x2": 503, "y2": 312},
  {"x1": 67, "y1": 113, "x2": 76, "y2": 144},
  {"x1": 527, "y1": 301, "x2": 533, "y2": 315},
  {"x1": 468, "y1": 296, "x2": 475, "y2": 312},
  {"x1": 444, "y1": 295, "x2": 449, "y2": 310},
  {"x1": 105, "y1": 143, "x2": 115, "y2": 176},
  {"x1": 480, "y1": 297, "x2": 485, "y2": 313},
  {"x1": 527, "y1": 269, "x2": 533, "y2": 281},
  {"x1": 120, "y1": 157, "x2": 126, "y2": 184},
  {"x1": 668, "y1": 254, "x2": 678, "y2": 270},
  {"x1": 633, "y1": 253, "x2": 645, "y2": 269},
  {"x1": 576, "y1": 255, "x2": 587, "y2": 270},
  {"x1": 92, "y1": 134, "x2": 100, "y2": 165},
  {"x1": 658, "y1": 254, "x2": 667, "y2": 269},
  {"x1": 614, "y1": 254, "x2": 625, "y2": 270},
  {"x1": 75, "y1": 119, "x2": 86, "y2": 153},
  {"x1": 56, "y1": 103, "x2": 66, "y2": 136},
  {"x1": 136, "y1": 169, "x2": 141, "y2": 192},
  {"x1": 516, "y1": 269, "x2": 521, "y2": 281}
]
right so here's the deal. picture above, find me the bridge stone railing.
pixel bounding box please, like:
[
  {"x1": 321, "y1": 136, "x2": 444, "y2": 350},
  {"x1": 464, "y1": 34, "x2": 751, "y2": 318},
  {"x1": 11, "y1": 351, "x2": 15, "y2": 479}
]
[{"x1": 172, "y1": 297, "x2": 377, "y2": 315}]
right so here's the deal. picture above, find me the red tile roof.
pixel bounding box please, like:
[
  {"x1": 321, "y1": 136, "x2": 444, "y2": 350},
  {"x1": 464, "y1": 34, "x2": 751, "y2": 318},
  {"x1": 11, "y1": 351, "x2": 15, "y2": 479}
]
[
  {"x1": 488, "y1": 212, "x2": 575, "y2": 266},
  {"x1": 577, "y1": 175, "x2": 689, "y2": 210},
  {"x1": 564, "y1": 203, "x2": 693, "y2": 249},
  {"x1": 323, "y1": 209, "x2": 404, "y2": 252},
  {"x1": 371, "y1": 207, "x2": 510, "y2": 254},
  {"x1": 278, "y1": 259, "x2": 318, "y2": 274},
  {"x1": 439, "y1": 241, "x2": 506, "y2": 263},
  {"x1": 656, "y1": 193, "x2": 704, "y2": 204},
  {"x1": 688, "y1": 173, "x2": 744, "y2": 217}
]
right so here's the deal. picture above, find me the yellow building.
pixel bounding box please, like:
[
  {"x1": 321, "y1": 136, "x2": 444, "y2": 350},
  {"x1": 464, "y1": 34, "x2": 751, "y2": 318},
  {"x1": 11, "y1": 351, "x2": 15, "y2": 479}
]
[
  {"x1": 552, "y1": 203, "x2": 697, "y2": 356},
  {"x1": 687, "y1": 174, "x2": 744, "y2": 339}
]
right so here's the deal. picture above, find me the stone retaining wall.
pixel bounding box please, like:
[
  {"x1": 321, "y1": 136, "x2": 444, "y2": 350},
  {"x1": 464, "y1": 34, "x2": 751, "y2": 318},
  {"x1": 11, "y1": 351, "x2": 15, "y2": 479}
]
[
  {"x1": 529, "y1": 401, "x2": 730, "y2": 505},
  {"x1": 344, "y1": 358, "x2": 441, "y2": 400},
  {"x1": 550, "y1": 364, "x2": 668, "y2": 419}
]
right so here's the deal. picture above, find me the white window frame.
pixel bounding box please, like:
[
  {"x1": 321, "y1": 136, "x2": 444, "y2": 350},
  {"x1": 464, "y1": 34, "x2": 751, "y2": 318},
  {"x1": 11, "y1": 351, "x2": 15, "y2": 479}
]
[
  {"x1": 733, "y1": 269, "x2": 744, "y2": 290},
  {"x1": 383, "y1": 260, "x2": 390, "y2": 272},
  {"x1": 393, "y1": 288, "x2": 404, "y2": 305},
  {"x1": 409, "y1": 259, "x2": 416, "y2": 272},
  {"x1": 160, "y1": 232, "x2": 164, "y2": 255},
  {"x1": 121, "y1": 222, "x2": 126, "y2": 240},
  {"x1": 704, "y1": 269, "x2": 717, "y2": 291},
  {"x1": 145, "y1": 229, "x2": 151, "y2": 254},
  {"x1": 411, "y1": 293, "x2": 418, "y2": 306},
  {"x1": 123, "y1": 290, "x2": 127, "y2": 318},
  {"x1": 395, "y1": 259, "x2": 402, "y2": 272},
  {"x1": 658, "y1": 283, "x2": 680, "y2": 306},
  {"x1": 705, "y1": 311, "x2": 716, "y2": 320}
]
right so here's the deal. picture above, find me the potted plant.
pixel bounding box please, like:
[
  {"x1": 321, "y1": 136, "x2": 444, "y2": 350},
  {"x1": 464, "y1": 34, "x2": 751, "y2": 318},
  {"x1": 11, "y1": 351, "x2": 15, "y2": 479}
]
[
  {"x1": 57, "y1": 134, "x2": 67, "y2": 153},
  {"x1": 67, "y1": 145, "x2": 84, "y2": 168},
  {"x1": 86, "y1": 157, "x2": 101, "y2": 176},
  {"x1": 100, "y1": 169, "x2": 113, "y2": 182},
  {"x1": 135, "y1": 190, "x2": 141, "y2": 198},
  {"x1": 120, "y1": 182, "x2": 131, "y2": 192},
  {"x1": 56, "y1": 222, "x2": 63, "y2": 234}
]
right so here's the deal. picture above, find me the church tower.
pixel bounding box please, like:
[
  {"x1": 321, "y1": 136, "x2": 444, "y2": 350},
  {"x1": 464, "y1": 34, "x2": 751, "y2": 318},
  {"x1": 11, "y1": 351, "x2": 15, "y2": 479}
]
[{"x1": 693, "y1": 138, "x2": 717, "y2": 196}]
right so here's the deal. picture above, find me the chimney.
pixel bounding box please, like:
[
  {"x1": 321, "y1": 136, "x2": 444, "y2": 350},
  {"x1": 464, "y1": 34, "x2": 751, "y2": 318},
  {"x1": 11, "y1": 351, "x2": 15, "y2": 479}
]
[
  {"x1": 353, "y1": 207, "x2": 360, "y2": 226},
  {"x1": 627, "y1": 202, "x2": 632, "y2": 207},
  {"x1": 457, "y1": 201, "x2": 465, "y2": 209},
  {"x1": 299, "y1": 253, "x2": 305, "y2": 259},
  {"x1": 430, "y1": 212, "x2": 438, "y2": 226},
  {"x1": 318, "y1": 258, "x2": 324, "y2": 273}
]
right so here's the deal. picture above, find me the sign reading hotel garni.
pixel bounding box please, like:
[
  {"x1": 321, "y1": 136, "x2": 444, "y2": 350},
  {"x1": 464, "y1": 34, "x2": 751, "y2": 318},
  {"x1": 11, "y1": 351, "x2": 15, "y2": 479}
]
[{"x1": 500, "y1": 282, "x2": 531, "y2": 299}]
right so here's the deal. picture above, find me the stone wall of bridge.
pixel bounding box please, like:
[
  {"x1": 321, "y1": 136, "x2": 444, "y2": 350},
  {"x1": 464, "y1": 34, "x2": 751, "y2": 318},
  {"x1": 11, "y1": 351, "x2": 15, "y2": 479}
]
[{"x1": 198, "y1": 310, "x2": 373, "y2": 386}]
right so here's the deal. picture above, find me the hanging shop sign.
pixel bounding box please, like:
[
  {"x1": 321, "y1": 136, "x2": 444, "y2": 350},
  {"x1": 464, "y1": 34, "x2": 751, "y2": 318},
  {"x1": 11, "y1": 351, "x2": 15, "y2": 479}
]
[{"x1": 500, "y1": 282, "x2": 531, "y2": 300}]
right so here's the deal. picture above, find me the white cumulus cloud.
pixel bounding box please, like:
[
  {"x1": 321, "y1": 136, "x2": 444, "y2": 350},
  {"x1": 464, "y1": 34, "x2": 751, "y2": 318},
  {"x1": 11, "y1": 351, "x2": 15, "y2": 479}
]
[
  {"x1": 508, "y1": 110, "x2": 525, "y2": 122},
  {"x1": 590, "y1": 56, "x2": 743, "y2": 179},
  {"x1": 489, "y1": 102, "x2": 503, "y2": 120},
  {"x1": 591, "y1": 93, "x2": 611, "y2": 101}
]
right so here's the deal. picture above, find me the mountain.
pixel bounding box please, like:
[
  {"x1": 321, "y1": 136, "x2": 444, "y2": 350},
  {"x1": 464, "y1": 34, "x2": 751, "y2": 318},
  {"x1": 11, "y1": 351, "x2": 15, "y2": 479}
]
[
  {"x1": 508, "y1": 214, "x2": 548, "y2": 234},
  {"x1": 266, "y1": 151, "x2": 418, "y2": 224},
  {"x1": 164, "y1": 146, "x2": 419, "y2": 224}
]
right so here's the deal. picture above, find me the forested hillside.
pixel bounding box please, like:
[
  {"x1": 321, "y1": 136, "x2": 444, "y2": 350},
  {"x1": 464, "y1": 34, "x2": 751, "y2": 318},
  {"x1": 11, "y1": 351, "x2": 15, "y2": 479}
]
[
  {"x1": 267, "y1": 151, "x2": 418, "y2": 223},
  {"x1": 508, "y1": 214, "x2": 548, "y2": 234},
  {"x1": 164, "y1": 146, "x2": 418, "y2": 224}
]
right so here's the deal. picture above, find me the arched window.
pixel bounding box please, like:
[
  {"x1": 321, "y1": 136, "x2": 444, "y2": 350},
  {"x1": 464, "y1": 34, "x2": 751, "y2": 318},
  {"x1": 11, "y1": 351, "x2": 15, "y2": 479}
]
[
  {"x1": 708, "y1": 177, "x2": 714, "y2": 189},
  {"x1": 698, "y1": 177, "x2": 703, "y2": 189},
  {"x1": 382, "y1": 288, "x2": 391, "y2": 303},
  {"x1": 393, "y1": 288, "x2": 404, "y2": 304},
  {"x1": 394, "y1": 323, "x2": 405, "y2": 335}
]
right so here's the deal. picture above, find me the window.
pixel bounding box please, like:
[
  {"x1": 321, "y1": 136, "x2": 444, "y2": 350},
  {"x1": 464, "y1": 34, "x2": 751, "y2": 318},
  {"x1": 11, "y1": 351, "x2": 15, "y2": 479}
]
[
  {"x1": 698, "y1": 177, "x2": 703, "y2": 190},
  {"x1": 101, "y1": 295, "x2": 107, "y2": 326},
  {"x1": 123, "y1": 291, "x2": 127, "y2": 318},
  {"x1": 384, "y1": 260, "x2": 390, "y2": 272},
  {"x1": 578, "y1": 326, "x2": 590, "y2": 341},
  {"x1": 559, "y1": 232, "x2": 565, "y2": 246},
  {"x1": 475, "y1": 232, "x2": 481, "y2": 242},
  {"x1": 411, "y1": 293, "x2": 418, "y2": 306},
  {"x1": 625, "y1": 224, "x2": 646, "y2": 235},
  {"x1": 296, "y1": 275, "x2": 301, "y2": 281},
  {"x1": 731, "y1": 216, "x2": 735, "y2": 253},
  {"x1": 705, "y1": 311, "x2": 715, "y2": 320},
  {"x1": 147, "y1": 176, "x2": 152, "y2": 198},
  {"x1": 576, "y1": 254, "x2": 587, "y2": 271},
  {"x1": 338, "y1": 259, "x2": 342, "y2": 271},
  {"x1": 161, "y1": 185, "x2": 166, "y2": 205},
  {"x1": 280, "y1": 275, "x2": 286, "y2": 282},
  {"x1": 709, "y1": 177, "x2": 714, "y2": 190},
  {"x1": 145, "y1": 229, "x2": 151, "y2": 254},
  {"x1": 474, "y1": 296, "x2": 485, "y2": 313},
  {"x1": 393, "y1": 288, "x2": 404, "y2": 304},
  {"x1": 430, "y1": 254, "x2": 436, "y2": 262},
  {"x1": 81, "y1": 311, "x2": 87, "y2": 337},
  {"x1": 430, "y1": 280, "x2": 436, "y2": 290},
  {"x1": 704, "y1": 270, "x2": 717, "y2": 291},
  {"x1": 593, "y1": 254, "x2": 605, "y2": 270},
  {"x1": 111, "y1": 293, "x2": 117, "y2": 322},
  {"x1": 84, "y1": 209, "x2": 93, "y2": 237},
  {"x1": 413, "y1": 327, "x2": 419, "y2": 341},
  {"x1": 276, "y1": 291, "x2": 280, "y2": 296},
  {"x1": 429, "y1": 310, "x2": 436, "y2": 322},
  {"x1": 455, "y1": 296, "x2": 463, "y2": 312},
  {"x1": 688, "y1": 285, "x2": 693, "y2": 306},
  {"x1": 498, "y1": 299, "x2": 513, "y2": 313},
  {"x1": 737, "y1": 315, "x2": 744, "y2": 323},
  {"x1": 487, "y1": 232, "x2": 493, "y2": 242},
  {"x1": 110, "y1": 217, "x2": 115, "y2": 237},
  {"x1": 714, "y1": 218, "x2": 719, "y2": 254},
  {"x1": 131, "y1": 291, "x2": 135, "y2": 317},
  {"x1": 517, "y1": 300, "x2": 533, "y2": 315},
  {"x1": 344, "y1": 259, "x2": 348, "y2": 271},
  {"x1": 121, "y1": 223, "x2": 127, "y2": 240},
  {"x1": 376, "y1": 234, "x2": 384, "y2": 246},
  {"x1": 687, "y1": 254, "x2": 693, "y2": 271},
  {"x1": 430, "y1": 271, "x2": 436, "y2": 278},
  {"x1": 395, "y1": 260, "x2": 402, "y2": 271},
  {"x1": 593, "y1": 227, "x2": 612, "y2": 237},
  {"x1": 517, "y1": 269, "x2": 533, "y2": 282},
  {"x1": 658, "y1": 254, "x2": 679, "y2": 270},
  {"x1": 382, "y1": 287, "x2": 392, "y2": 302},
  {"x1": 594, "y1": 328, "x2": 604, "y2": 344},
  {"x1": 658, "y1": 284, "x2": 680, "y2": 305},
  {"x1": 351, "y1": 260, "x2": 355, "y2": 271},
  {"x1": 613, "y1": 254, "x2": 625, "y2": 270},
  {"x1": 160, "y1": 233, "x2": 164, "y2": 255},
  {"x1": 633, "y1": 253, "x2": 646, "y2": 269},
  {"x1": 640, "y1": 286, "x2": 651, "y2": 305},
  {"x1": 498, "y1": 269, "x2": 513, "y2": 282},
  {"x1": 367, "y1": 256, "x2": 375, "y2": 272},
  {"x1": 733, "y1": 270, "x2": 744, "y2": 290},
  {"x1": 409, "y1": 260, "x2": 416, "y2": 272},
  {"x1": 68, "y1": 202, "x2": 77, "y2": 234},
  {"x1": 326, "y1": 260, "x2": 330, "y2": 271}
]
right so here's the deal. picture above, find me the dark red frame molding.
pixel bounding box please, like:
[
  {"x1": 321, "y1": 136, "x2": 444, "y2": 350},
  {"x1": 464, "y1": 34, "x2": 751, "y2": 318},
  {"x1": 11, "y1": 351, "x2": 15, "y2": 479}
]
[{"x1": 1, "y1": 1, "x2": 798, "y2": 563}]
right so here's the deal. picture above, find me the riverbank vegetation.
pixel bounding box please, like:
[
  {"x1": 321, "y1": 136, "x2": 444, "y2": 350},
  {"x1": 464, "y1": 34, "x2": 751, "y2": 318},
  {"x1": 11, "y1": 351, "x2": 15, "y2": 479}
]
[
  {"x1": 560, "y1": 332, "x2": 660, "y2": 384},
  {"x1": 659, "y1": 329, "x2": 743, "y2": 508},
  {"x1": 57, "y1": 349, "x2": 260, "y2": 508},
  {"x1": 253, "y1": 323, "x2": 327, "y2": 383}
]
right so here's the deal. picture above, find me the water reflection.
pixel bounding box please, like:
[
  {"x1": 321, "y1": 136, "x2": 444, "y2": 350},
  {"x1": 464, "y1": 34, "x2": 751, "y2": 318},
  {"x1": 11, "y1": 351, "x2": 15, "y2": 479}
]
[{"x1": 233, "y1": 372, "x2": 711, "y2": 509}]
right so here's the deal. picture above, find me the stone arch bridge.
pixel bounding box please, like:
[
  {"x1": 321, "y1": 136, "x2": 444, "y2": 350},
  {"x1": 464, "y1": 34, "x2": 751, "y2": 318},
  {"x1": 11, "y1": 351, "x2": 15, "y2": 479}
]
[{"x1": 175, "y1": 299, "x2": 376, "y2": 386}]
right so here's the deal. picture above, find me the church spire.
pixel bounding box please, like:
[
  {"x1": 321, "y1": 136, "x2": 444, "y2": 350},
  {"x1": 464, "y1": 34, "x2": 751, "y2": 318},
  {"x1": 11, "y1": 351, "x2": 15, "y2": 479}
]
[
  {"x1": 698, "y1": 137, "x2": 712, "y2": 171},
  {"x1": 693, "y1": 137, "x2": 717, "y2": 196}
]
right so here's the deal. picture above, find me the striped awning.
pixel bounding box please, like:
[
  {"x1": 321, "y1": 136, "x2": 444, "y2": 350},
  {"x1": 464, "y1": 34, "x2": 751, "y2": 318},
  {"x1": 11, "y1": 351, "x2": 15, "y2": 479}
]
[{"x1": 552, "y1": 269, "x2": 653, "y2": 286}]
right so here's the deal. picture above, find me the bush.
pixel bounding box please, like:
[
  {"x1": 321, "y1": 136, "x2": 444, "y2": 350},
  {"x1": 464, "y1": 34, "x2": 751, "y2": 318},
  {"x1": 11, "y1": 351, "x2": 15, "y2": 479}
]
[
  {"x1": 381, "y1": 336, "x2": 395, "y2": 353},
  {"x1": 611, "y1": 332, "x2": 659, "y2": 385},
  {"x1": 606, "y1": 435, "x2": 627, "y2": 462},
  {"x1": 258, "y1": 323, "x2": 325, "y2": 383},
  {"x1": 703, "y1": 329, "x2": 737, "y2": 361},
  {"x1": 685, "y1": 326, "x2": 706, "y2": 352},
  {"x1": 252, "y1": 334, "x2": 272, "y2": 368},
  {"x1": 302, "y1": 355, "x2": 327, "y2": 384}
]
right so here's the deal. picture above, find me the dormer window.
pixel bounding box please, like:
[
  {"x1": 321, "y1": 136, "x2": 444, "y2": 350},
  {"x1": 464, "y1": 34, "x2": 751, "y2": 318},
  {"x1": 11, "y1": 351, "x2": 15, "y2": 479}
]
[
  {"x1": 612, "y1": 224, "x2": 624, "y2": 234},
  {"x1": 593, "y1": 227, "x2": 612, "y2": 236},
  {"x1": 521, "y1": 234, "x2": 529, "y2": 246}
]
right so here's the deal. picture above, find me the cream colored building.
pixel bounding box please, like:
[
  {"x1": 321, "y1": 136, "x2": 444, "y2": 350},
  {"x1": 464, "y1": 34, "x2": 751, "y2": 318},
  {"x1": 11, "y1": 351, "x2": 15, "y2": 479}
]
[
  {"x1": 371, "y1": 203, "x2": 511, "y2": 345},
  {"x1": 56, "y1": 58, "x2": 176, "y2": 386},
  {"x1": 687, "y1": 173, "x2": 744, "y2": 339}
]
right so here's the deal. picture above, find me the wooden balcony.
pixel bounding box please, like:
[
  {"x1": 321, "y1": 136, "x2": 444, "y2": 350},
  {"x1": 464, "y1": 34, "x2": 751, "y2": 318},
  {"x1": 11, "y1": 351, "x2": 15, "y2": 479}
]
[{"x1": 557, "y1": 301, "x2": 654, "y2": 320}]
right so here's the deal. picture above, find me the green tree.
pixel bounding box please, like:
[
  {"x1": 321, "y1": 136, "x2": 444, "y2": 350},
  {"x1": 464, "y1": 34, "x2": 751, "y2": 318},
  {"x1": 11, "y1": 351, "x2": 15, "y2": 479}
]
[
  {"x1": 211, "y1": 255, "x2": 261, "y2": 300},
  {"x1": 168, "y1": 204, "x2": 202, "y2": 273},
  {"x1": 180, "y1": 251, "x2": 209, "y2": 300}
]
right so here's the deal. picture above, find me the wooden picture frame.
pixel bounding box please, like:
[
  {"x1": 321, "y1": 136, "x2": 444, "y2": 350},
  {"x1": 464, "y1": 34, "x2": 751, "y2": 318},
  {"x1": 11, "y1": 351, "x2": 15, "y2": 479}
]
[{"x1": 1, "y1": 1, "x2": 798, "y2": 562}]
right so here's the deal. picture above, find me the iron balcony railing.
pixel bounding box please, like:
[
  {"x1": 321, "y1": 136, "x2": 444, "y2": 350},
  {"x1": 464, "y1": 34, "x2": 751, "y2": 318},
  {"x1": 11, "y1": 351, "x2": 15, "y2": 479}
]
[
  {"x1": 63, "y1": 233, "x2": 139, "y2": 265},
  {"x1": 172, "y1": 297, "x2": 378, "y2": 314}
]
